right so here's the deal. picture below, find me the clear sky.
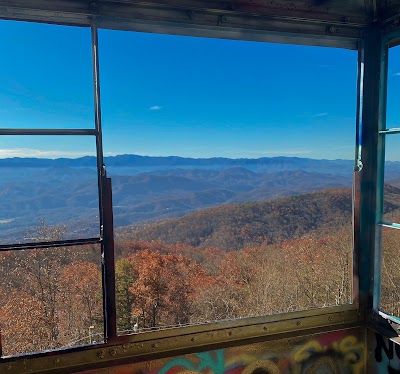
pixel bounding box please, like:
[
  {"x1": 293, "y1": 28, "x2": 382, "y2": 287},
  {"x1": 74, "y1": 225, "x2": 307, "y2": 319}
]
[{"x1": 0, "y1": 18, "x2": 397, "y2": 161}]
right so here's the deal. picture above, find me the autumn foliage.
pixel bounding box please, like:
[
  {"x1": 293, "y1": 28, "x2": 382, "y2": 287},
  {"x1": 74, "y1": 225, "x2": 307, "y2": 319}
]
[{"x1": 0, "y1": 205, "x2": 354, "y2": 356}]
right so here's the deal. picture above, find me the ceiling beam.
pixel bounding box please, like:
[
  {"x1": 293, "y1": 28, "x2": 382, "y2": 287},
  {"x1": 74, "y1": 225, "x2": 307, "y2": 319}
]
[{"x1": 0, "y1": 0, "x2": 367, "y2": 48}]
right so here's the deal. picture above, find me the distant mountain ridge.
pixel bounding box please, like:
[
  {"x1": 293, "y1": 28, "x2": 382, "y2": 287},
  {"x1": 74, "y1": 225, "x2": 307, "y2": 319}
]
[
  {"x1": 1, "y1": 154, "x2": 399, "y2": 245},
  {"x1": 0, "y1": 154, "x2": 355, "y2": 173},
  {"x1": 1, "y1": 154, "x2": 399, "y2": 177}
]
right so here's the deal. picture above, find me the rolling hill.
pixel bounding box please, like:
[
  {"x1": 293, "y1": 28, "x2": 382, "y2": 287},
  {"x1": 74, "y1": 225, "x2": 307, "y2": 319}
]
[{"x1": 130, "y1": 185, "x2": 400, "y2": 251}]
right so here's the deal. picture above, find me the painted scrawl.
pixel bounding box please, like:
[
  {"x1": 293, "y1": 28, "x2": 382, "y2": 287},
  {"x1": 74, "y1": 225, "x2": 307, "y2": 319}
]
[
  {"x1": 79, "y1": 328, "x2": 365, "y2": 374},
  {"x1": 369, "y1": 331, "x2": 400, "y2": 374}
]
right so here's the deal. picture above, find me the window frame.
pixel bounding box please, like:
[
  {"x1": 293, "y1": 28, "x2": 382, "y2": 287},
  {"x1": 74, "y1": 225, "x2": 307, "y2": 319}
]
[
  {"x1": 93, "y1": 18, "x2": 361, "y2": 342},
  {"x1": 0, "y1": 9, "x2": 364, "y2": 371},
  {"x1": 373, "y1": 33, "x2": 400, "y2": 325},
  {"x1": 0, "y1": 19, "x2": 110, "y2": 353}
]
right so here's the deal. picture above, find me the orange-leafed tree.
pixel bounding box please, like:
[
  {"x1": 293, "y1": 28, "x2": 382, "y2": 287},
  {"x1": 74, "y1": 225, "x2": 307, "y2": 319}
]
[
  {"x1": 161, "y1": 253, "x2": 205, "y2": 325},
  {"x1": 0, "y1": 287, "x2": 50, "y2": 356},
  {"x1": 130, "y1": 250, "x2": 166, "y2": 328},
  {"x1": 129, "y1": 250, "x2": 203, "y2": 328},
  {"x1": 0, "y1": 220, "x2": 103, "y2": 355},
  {"x1": 58, "y1": 262, "x2": 103, "y2": 345}
]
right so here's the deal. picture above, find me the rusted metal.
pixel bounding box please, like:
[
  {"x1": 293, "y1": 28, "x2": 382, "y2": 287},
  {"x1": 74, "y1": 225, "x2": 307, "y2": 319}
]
[{"x1": 102, "y1": 177, "x2": 117, "y2": 342}]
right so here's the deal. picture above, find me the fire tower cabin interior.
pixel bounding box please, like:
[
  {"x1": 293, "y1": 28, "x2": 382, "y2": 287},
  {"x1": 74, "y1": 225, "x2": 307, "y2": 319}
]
[{"x1": 2, "y1": 0, "x2": 400, "y2": 373}]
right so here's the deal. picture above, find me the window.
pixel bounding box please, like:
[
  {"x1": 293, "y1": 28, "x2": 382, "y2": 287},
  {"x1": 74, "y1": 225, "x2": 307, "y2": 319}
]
[
  {"x1": 0, "y1": 244, "x2": 103, "y2": 356},
  {"x1": 0, "y1": 136, "x2": 99, "y2": 245},
  {"x1": 379, "y1": 44, "x2": 400, "y2": 318},
  {"x1": 0, "y1": 17, "x2": 360, "y2": 358},
  {"x1": 99, "y1": 29, "x2": 357, "y2": 334},
  {"x1": 0, "y1": 20, "x2": 104, "y2": 356}
]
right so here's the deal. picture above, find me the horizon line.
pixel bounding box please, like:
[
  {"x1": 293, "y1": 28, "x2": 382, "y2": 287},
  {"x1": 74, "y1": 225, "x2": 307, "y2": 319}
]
[{"x1": 0, "y1": 153, "x2": 358, "y2": 162}]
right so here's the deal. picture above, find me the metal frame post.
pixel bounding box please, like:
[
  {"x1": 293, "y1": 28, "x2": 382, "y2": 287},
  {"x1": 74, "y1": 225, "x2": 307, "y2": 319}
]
[
  {"x1": 91, "y1": 18, "x2": 117, "y2": 341},
  {"x1": 358, "y1": 23, "x2": 388, "y2": 315},
  {"x1": 102, "y1": 177, "x2": 117, "y2": 340},
  {"x1": 352, "y1": 46, "x2": 364, "y2": 305},
  {"x1": 91, "y1": 18, "x2": 105, "y2": 233}
]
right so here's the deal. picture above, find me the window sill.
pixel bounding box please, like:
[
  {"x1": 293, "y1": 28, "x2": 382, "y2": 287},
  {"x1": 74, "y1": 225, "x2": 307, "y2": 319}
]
[{"x1": 1, "y1": 304, "x2": 362, "y2": 374}]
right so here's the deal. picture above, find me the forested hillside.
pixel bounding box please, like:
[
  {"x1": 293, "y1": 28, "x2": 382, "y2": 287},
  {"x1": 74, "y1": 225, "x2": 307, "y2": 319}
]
[
  {"x1": 130, "y1": 188, "x2": 353, "y2": 250},
  {"x1": 2, "y1": 159, "x2": 400, "y2": 357},
  {"x1": 131, "y1": 186, "x2": 400, "y2": 250}
]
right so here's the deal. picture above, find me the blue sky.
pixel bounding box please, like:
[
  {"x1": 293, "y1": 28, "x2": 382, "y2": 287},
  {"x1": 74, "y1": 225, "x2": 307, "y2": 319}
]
[{"x1": 0, "y1": 19, "x2": 397, "y2": 160}]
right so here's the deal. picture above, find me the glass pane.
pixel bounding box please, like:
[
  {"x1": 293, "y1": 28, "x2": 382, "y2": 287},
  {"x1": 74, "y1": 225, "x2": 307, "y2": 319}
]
[
  {"x1": 387, "y1": 45, "x2": 400, "y2": 131},
  {"x1": 0, "y1": 136, "x2": 99, "y2": 244},
  {"x1": 381, "y1": 46, "x2": 400, "y2": 316},
  {"x1": 99, "y1": 30, "x2": 357, "y2": 333},
  {"x1": 384, "y1": 134, "x2": 400, "y2": 224},
  {"x1": 0, "y1": 244, "x2": 103, "y2": 356},
  {"x1": 0, "y1": 20, "x2": 93, "y2": 129},
  {"x1": 380, "y1": 227, "x2": 400, "y2": 316}
]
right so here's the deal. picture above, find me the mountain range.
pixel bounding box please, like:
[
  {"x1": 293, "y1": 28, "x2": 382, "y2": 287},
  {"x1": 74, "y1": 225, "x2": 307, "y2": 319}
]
[{"x1": 1, "y1": 155, "x2": 399, "y2": 244}]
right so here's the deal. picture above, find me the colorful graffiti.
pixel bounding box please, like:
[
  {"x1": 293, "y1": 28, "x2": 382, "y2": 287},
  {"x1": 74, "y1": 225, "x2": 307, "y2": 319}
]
[
  {"x1": 371, "y1": 331, "x2": 400, "y2": 374},
  {"x1": 78, "y1": 329, "x2": 365, "y2": 374}
]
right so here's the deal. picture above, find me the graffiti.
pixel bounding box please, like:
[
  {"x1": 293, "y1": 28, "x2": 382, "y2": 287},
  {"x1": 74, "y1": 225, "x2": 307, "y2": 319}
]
[
  {"x1": 241, "y1": 360, "x2": 280, "y2": 374},
  {"x1": 76, "y1": 329, "x2": 365, "y2": 374},
  {"x1": 375, "y1": 333, "x2": 400, "y2": 362},
  {"x1": 374, "y1": 332, "x2": 400, "y2": 374},
  {"x1": 293, "y1": 335, "x2": 365, "y2": 374},
  {"x1": 153, "y1": 331, "x2": 365, "y2": 374},
  {"x1": 158, "y1": 351, "x2": 225, "y2": 374},
  {"x1": 334, "y1": 336, "x2": 365, "y2": 372}
]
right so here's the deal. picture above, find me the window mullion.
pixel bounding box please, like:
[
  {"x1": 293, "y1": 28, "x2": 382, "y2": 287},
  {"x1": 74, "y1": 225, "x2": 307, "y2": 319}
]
[{"x1": 91, "y1": 18, "x2": 117, "y2": 342}]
